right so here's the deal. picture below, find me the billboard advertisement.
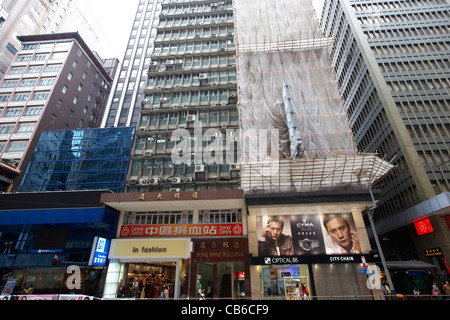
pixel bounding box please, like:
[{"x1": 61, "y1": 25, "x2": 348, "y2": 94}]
[{"x1": 256, "y1": 213, "x2": 363, "y2": 257}]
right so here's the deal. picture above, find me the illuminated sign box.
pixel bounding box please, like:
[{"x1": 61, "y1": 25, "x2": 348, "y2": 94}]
[
  {"x1": 109, "y1": 238, "x2": 191, "y2": 260},
  {"x1": 89, "y1": 237, "x2": 110, "y2": 266},
  {"x1": 414, "y1": 217, "x2": 434, "y2": 236}
]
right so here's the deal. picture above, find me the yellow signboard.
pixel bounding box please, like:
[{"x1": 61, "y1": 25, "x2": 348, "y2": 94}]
[{"x1": 109, "y1": 238, "x2": 190, "y2": 259}]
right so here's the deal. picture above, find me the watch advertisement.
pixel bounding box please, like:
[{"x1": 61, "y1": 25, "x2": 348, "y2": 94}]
[{"x1": 257, "y1": 213, "x2": 362, "y2": 257}]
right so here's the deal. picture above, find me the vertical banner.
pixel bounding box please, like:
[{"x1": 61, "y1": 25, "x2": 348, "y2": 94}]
[{"x1": 290, "y1": 214, "x2": 325, "y2": 255}]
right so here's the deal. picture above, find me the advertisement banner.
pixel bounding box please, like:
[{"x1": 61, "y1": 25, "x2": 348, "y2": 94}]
[
  {"x1": 120, "y1": 223, "x2": 243, "y2": 238},
  {"x1": 256, "y1": 213, "x2": 363, "y2": 257}
]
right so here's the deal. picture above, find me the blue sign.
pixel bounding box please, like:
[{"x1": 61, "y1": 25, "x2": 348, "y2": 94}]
[{"x1": 89, "y1": 237, "x2": 110, "y2": 266}]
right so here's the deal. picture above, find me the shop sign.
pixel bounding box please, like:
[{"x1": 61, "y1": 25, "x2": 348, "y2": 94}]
[
  {"x1": 88, "y1": 237, "x2": 110, "y2": 266},
  {"x1": 251, "y1": 254, "x2": 373, "y2": 265},
  {"x1": 424, "y1": 247, "x2": 442, "y2": 257},
  {"x1": 109, "y1": 238, "x2": 190, "y2": 259},
  {"x1": 414, "y1": 217, "x2": 434, "y2": 236},
  {"x1": 120, "y1": 223, "x2": 243, "y2": 238},
  {"x1": 192, "y1": 238, "x2": 249, "y2": 262}
]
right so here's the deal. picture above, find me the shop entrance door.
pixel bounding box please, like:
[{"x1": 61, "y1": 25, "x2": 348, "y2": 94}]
[
  {"x1": 123, "y1": 262, "x2": 176, "y2": 299},
  {"x1": 196, "y1": 261, "x2": 245, "y2": 299}
]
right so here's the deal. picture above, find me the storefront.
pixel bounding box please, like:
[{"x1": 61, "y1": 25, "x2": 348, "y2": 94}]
[
  {"x1": 104, "y1": 238, "x2": 191, "y2": 299},
  {"x1": 101, "y1": 189, "x2": 249, "y2": 299},
  {"x1": 246, "y1": 190, "x2": 382, "y2": 300},
  {"x1": 0, "y1": 191, "x2": 119, "y2": 298},
  {"x1": 190, "y1": 237, "x2": 250, "y2": 299}
]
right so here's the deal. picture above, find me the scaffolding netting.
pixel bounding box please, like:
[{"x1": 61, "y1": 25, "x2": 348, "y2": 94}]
[{"x1": 234, "y1": 0, "x2": 394, "y2": 193}]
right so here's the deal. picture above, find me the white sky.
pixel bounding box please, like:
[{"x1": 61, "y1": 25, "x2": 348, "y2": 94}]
[
  {"x1": 77, "y1": 0, "x2": 140, "y2": 59},
  {"x1": 76, "y1": 0, "x2": 324, "y2": 60}
]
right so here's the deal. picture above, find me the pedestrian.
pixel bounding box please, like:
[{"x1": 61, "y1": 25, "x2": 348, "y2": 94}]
[
  {"x1": 301, "y1": 284, "x2": 309, "y2": 300},
  {"x1": 199, "y1": 288, "x2": 205, "y2": 300},
  {"x1": 295, "y1": 284, "x2": 301, "y2": 300},
  {"x1": 443, "y1": 280, "x2": 450, "y2": 300},
  {"x1": 117, "y1": 286, "x2": 126, "y2": 298},
  {"x1": 26, "y1": 285, "x2": 33, "y2": 295},
  {"x1": 383, "y1": 282, "x2": 392, "y2": 300},
  {"x1": 413, "y1": 287, "x2": 420, "y2": 299},
  {"x1": 431, "y1": 282, "x2": 441, "y2": 300}
]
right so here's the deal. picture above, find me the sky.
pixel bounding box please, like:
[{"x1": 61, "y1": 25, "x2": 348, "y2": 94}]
[
  {"x1": 76, "y1": 0, "x2": 140, "y2": 59},
  {"x1": 75, "y1": 0, "x2": 325, "y2": 60}
]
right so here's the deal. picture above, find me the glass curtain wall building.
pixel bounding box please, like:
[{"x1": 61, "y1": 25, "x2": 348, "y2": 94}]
[
  {"x1": 102, "y1": 0, "x2": 163, "y2": 128},
  {"x1": 126, "y1": 0, "x2": 239, "y2": 192},
  {"x1": 19, "y1": 126, "x2": 135, "y2": 193}
]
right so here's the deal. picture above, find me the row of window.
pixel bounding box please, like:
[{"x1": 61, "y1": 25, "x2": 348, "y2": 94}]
[
  {"x1": 143, "y1": 89, "x2": 237, "y2": 107},
  {"x1": 158, "y1": 13, "x2": 234, "y2": 28},
  {"x1": 129, "y1": 160, "x2": 239, "y2": 178},
  {"x1": 153, "y1": 39, "x2": 235, "y2": 55},
  {"x1": 161, "y1": 1, "x2": 232, "y2": 15},
  {"x1": 123, "y1": 208, "x2": 242, "y2": 226},
  {"x1": 155, "y1": 25, "x2": 234, "y2": 41}
]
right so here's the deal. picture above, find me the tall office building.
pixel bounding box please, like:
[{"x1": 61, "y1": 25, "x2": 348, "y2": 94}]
[
  {"x1": 101, "y1": 0, "x2": 248, "y2": 300},
  {"x1": 320, "y1": 0, "x2": 449, "y2": 278},
  {"x1": 101, "y1": 0, "x2": 163, "y2": 128},
  {"x1": 0, "y1": 33, "x2": 113, "y2": 191},
  {"x1": 126, "y1": 0, "x2": 239, "y2": 192},
  {"x1": 0, "y1": 0, "x2": 107, "y2": 80}
]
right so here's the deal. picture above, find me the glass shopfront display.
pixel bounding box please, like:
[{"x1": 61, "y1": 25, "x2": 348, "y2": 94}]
[
  {"x1": 120, "y1": 262, "x2": 181, "y2": 299},
  {"x1": 259, "y1": 264, "x2": 310, "y2": 300}
]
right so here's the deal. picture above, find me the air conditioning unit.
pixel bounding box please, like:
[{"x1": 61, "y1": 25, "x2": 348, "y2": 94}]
[
  {"x1": 199, "y1": 73, "x2": 209, "y2": 80},
  {"x1": 129, "y1": 179, "x2": 137, "y2": 185},
  {"x1": 195, "y1": 164, "x2": 205, "y2": 172},
  {"x1": 144, "y1": 151, "x2": 153, "y2": 156},
  {"x1": 170, "y1": 188, "x2": 181, "y2": 192},
  {"x1": 149, "y1": 177, "x2": 159, "y2": 185},
  {"x1": 186, "y1": 115, "x2": 196, "y2": 121},
  {"x1": 184, "y1": 177, "x2": 193, "y2": 182},
  {"x1": 230, "y1": 163, "x2": 240, "y2": 170},
  {"x1": 171, "y1": 176, "x2": 182, "y2": 184},
  {"x1": 139, "y1": 179, "x2": 148, "y2": 184}
]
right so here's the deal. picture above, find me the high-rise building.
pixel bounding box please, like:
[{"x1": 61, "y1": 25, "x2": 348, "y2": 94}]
[
  {"x1": 101, "y1": 0, "x2": 163, "y2": 128},
  {"x1": 0, "y1": 0, "x2": 109, "y2": 80},
  {"x1": 0, "y1": 0, "x2": 71, "y2": 78},
  {"x1": 101, "y1": 0, "x2": 248, "y2": 300},
  {"x1": 0, "y1": 33, "x2": 113, "y2": 191},
  {"x1": 320, "y1": 0, "x2": 449, "y2": 284},
  {"x1": 125, "y1": 0, "x2": 239, "y2": 193},
  {"x1": 101, "y1": 0, "x2": 395, "y2": 300}
]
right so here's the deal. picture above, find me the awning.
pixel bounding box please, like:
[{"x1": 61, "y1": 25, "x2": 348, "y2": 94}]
[{"x1": 385, "y1": 260, "x2": 436, "y2": 269}]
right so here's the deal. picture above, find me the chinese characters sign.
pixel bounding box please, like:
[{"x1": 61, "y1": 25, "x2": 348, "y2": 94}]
[{"x1": 120, "y1": 223, "x2": 244, "y2": 238}]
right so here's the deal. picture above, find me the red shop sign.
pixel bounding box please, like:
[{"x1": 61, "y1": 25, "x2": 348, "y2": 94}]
[{"x1": 120, "y1": 223, "x2": 243, "y2": 238}]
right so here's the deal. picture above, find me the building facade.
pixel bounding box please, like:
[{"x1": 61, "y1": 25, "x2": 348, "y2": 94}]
[
  {"x1": 0, "y1": 33, "x2": 113, "y2": 191},
  {"x1": 0, "y1": 190, "x2": 120, "y2": 297},
  {"x1": 101, "y1": 0, "x2": 163, "y2": 128},
  {"x1": 101, "y1": 0, "x2": 245, "y2": 300},
  {"x1": 126, "y1": 0, "x2": 238, "y2": 193},
  {"x1": 0, "y1": 126, "x2": 134, "y2": 297},
  {"x1": 320, "y1": 0, "x2": 450, "y2": 290},
  {"x1": 18, "y1": 126, "x2": 135, "y2": 193}
]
